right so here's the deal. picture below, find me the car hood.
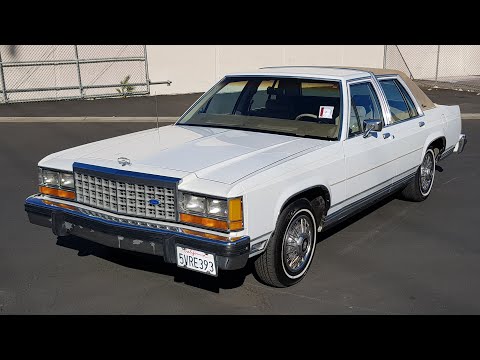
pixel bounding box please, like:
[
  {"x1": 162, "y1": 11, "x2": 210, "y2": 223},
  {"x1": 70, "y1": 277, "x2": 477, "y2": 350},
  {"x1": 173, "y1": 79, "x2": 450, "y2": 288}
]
[{"x1": 41, "y1": 125, "x2": 330, "y2": 185}]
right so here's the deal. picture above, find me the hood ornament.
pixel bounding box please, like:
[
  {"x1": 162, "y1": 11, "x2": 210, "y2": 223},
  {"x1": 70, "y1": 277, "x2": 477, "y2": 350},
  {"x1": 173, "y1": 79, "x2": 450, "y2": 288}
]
[{"x1": 117, "y1": 157, "x2": 131, "y2": 166}]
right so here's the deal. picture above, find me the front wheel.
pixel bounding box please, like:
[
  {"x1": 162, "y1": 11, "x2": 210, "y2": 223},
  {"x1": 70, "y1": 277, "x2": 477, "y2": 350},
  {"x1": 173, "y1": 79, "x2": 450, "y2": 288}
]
[
  {"x1": 254, "y1": 198, "x2": 322, "y2": 287},
  {"x1": 401, "y1": 148, "x2": 436, "y2": 202}
]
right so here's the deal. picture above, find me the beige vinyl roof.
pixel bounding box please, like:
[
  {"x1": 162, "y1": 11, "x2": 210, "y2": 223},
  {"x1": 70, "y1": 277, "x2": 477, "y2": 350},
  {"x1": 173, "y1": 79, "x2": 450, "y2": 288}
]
[{"x1": 349, "y1": 67, "x2": 436, "y2": 110}]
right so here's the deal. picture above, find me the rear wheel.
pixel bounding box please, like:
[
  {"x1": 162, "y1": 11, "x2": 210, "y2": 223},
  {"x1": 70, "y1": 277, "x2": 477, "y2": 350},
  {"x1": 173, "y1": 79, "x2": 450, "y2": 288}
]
[
  {"x1": 254, "y1": 198, "x2": 322, "y2": 287},
  {"x1": 401, "y1": 148, "x2": 436, "y2": 202}
]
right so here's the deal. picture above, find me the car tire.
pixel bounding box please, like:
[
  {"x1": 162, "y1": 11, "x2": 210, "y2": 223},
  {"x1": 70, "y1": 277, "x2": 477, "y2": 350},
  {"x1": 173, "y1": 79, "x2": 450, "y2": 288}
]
[
  {"x1": 254, "y1": 198, "x2": 322, "y2": 287},
  {"x1": 401, "y1": 148, "x2": 436, "y2": 202}
]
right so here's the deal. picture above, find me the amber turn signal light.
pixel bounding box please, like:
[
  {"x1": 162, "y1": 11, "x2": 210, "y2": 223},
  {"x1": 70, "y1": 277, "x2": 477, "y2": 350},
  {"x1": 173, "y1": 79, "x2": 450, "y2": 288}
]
[
  {"x1": 179, "y1": 213, "x2": 229, "y2": 231},
  {"x1": 42, "y1": 199, "x2": 77, "y2": 211},
  {"x1": 182, "y1": 228, "x2": 229, "y2": 241},
  {"x1": 182, "y1": 228, "x2": 242, "y2": 242},
  {"x1": 39, "y1": 186, "x2": 76, "y2": 200},
  {"x1": 228, "y1": 197, "x2": 244, "y2": 230}
]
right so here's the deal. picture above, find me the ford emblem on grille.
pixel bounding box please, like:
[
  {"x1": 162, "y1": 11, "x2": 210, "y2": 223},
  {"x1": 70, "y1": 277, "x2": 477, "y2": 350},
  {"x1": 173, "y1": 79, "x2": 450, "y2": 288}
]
[
  {"x1": 117, "y1": 157, "x2": 131, "y2": 166},
  {"x1": 149, "y1": 199, "x2": 160, "y2": 206}
]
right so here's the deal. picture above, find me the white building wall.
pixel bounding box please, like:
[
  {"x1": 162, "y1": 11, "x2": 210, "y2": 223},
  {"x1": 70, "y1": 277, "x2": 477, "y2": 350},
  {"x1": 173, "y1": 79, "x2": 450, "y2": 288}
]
[{"x1": 147, "y1": 45, "x2": 385, "y2": 95}]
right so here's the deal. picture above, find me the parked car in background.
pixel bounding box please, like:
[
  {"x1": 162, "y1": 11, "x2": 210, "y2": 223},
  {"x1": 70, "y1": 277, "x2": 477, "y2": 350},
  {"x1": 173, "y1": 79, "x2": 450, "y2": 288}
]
[{"x1": 25, "y1": 67, "x2": 467, "y2": 287}]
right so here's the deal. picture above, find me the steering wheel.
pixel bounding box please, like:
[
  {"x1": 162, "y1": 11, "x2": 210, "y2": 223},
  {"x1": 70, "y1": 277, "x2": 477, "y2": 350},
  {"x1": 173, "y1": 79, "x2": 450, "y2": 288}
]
[
  {"x1": 295, "y1": 113, "x2": 331, "y2": 124},
  {"x1": 295, "y1": 113, "x2": 317, "y2": 121}
]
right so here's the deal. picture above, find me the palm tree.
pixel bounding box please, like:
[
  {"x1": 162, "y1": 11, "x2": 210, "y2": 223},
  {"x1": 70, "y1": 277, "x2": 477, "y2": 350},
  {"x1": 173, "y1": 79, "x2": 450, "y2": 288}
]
[{"x1": 116, "y1": 75, "x2": 136, "y2": 97}]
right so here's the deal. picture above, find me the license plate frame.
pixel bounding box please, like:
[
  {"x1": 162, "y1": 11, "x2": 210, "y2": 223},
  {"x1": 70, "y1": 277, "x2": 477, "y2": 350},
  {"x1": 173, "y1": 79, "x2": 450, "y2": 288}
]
[{"x1": 176, "y1": 246, "x2": 218, "y2": 277}]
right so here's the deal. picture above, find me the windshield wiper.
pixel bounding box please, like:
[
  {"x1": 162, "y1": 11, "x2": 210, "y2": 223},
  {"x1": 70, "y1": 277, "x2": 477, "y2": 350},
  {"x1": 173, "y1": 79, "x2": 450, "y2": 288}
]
[{"x1": 179, "y1": 123, "x2": 291, "y2": 136}]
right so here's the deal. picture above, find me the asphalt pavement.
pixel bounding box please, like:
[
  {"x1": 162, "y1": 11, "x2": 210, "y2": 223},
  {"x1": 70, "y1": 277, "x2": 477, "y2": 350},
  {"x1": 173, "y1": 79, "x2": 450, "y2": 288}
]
[
  {"x1": 0, "y1": 93, "x2": 202, "y2": 118},
  {"x1": 423, "y1": 87, "x2": 480, "y2": 114},
  {"x1": 0, "y1": 120, "x2": 479, "y2": 314}
]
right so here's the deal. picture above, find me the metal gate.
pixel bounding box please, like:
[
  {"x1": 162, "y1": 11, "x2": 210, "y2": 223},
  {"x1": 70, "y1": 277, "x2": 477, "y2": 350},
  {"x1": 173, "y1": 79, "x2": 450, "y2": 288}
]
[{"x1": 0, "y1": 45, "x2": 170, "y2": 103}]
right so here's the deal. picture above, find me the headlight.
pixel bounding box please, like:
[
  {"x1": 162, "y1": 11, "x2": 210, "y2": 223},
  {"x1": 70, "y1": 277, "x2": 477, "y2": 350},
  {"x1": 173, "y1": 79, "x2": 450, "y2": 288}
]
[
  {"x1": 38, "y1": 168, "x2": 44, "y2": 185},
  {"x1": 207, "y1": 198, "x2": 228, "y2": 217},
  {"x1": 60, "y1": 173, "x2": 74, "y2": 189},
  {"x1": 38, "y1": 168, "x2": 76, "y2": 200},
  {"x1": 41, "y1": 169, "x2": 60, "y2": 187},
  {"x1": 180, "y1": 193, "x2": 206, "y2": 214},
  {"x1": 179, "y1": 191, "x2": 243, "y2": 232}
]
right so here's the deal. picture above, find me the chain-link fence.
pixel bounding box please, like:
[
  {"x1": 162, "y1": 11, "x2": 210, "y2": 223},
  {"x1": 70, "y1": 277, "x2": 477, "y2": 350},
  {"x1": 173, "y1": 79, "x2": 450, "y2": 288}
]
[
  {"x1": 0, "y1": 45, "x2": 170, "y2": 103},
  {"x1": 384, "y1": 45, "x2": 480, "y2": 92}
]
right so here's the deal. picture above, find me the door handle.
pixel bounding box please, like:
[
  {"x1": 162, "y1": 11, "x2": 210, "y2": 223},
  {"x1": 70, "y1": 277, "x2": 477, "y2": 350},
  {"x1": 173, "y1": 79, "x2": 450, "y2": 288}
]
[
  {"x1": 383, "y1": 132, "x2": 394, "y2": 139},
  {"x1": 419, "y1": 121, "x2": 425, "y2": 127}
]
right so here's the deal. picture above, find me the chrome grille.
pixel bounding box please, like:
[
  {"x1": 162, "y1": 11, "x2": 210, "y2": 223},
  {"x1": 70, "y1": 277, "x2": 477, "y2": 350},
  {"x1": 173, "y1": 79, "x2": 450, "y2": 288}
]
[{"x1": 74, "y1": 172, "x2": 176, "y2": 221}]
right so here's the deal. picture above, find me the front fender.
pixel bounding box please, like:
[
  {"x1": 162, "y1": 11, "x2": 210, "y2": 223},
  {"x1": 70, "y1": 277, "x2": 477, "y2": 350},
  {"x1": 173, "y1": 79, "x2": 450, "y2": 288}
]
[
  {"x1": 272, "y1": 178, "x2": 332, "y2": 228},
  {"x1": 239, "y1": 141, "x2": 344, "y2": 242}
]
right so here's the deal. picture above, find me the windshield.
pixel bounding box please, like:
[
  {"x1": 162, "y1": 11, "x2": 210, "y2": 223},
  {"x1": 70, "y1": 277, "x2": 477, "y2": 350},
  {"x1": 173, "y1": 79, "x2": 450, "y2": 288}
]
[{"x1": 176, "y1": 76, "x2": 342, "y2": 140}]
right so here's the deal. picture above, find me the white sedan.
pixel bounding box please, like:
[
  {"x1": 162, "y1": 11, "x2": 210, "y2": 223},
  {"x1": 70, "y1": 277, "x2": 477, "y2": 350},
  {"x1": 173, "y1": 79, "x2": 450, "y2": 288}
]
[{"x1": 25, "y1": 66, "x2": 467, "y2": 287}]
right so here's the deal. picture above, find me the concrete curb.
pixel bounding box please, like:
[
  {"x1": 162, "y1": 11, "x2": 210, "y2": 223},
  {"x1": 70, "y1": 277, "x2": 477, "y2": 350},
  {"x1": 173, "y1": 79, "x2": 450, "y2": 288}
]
[
  {"x1": 461, "y1": 114, "x2": 480, "y2": 120},
  {"x1": 0, "y1": 116, "x2": 178, "y2": 123},
  {"x1": 0, "y1": 114, "x2": 479, "y2": 122}
]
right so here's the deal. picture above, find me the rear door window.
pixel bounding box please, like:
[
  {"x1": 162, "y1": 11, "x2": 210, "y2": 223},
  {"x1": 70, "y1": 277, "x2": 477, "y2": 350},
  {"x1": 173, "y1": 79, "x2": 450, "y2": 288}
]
[
  {"x1": 396, "y1": 80, "x2": 419, "y2": 118},
  {"x1": 379, "y1": 79, "x2": 418, "y2": 123}
]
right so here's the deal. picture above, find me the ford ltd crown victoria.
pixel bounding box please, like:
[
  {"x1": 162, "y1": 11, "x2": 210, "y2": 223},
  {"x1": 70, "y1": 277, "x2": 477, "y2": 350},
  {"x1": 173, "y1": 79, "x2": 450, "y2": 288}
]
[{"x1": 25, "y1": 67, "x2": 467, "y2": 287}]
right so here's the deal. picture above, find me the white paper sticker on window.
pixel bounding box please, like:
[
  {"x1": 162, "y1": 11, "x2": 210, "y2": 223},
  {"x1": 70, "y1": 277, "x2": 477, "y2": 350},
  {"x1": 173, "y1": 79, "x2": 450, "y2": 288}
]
[{"x1": 319, "y1": 106, "x2": 334, "y2": 119}]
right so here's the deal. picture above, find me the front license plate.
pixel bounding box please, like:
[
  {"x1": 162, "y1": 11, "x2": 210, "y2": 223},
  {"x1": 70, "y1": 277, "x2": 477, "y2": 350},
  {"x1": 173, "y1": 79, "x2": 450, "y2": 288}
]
[{"x1": 176, "y1": 246, "x2": 217, "y2": 276}]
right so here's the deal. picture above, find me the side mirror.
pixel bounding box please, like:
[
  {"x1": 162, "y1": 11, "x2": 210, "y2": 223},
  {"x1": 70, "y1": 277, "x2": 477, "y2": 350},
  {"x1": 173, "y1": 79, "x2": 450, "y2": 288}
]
[{"x1": 363, "y1": 119, "x2": 383, "y2": 138}]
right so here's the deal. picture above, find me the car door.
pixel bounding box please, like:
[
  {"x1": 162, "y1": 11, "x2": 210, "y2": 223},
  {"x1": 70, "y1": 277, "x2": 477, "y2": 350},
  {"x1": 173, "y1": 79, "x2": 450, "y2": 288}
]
[
  {"x1": 340, "y1": 79, "x2": 397, "y2": 212},
  {"x1": 377, "y1": 77, "x2": 431, "y2": 183}
]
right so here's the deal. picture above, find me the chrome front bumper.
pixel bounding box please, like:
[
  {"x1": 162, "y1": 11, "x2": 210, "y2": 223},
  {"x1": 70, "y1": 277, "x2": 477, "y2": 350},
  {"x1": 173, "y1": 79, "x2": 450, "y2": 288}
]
[{"x1": 24, "y1": 195, "x2": 250, "y2": 271}]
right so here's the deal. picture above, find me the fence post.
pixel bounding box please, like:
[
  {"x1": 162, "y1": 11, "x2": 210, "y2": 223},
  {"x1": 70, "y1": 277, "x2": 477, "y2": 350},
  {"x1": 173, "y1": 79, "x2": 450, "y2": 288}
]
[
  {"x1": 0, "y1": 50, "x2": 8, "y2": 103},
  {"x1": 383, "y1": 45, "x2": 387, "y2": 69},
  {"x1": 74, "y1": 45, "x2": 84, "y2": 98},
  {"x1": 395, "y1": 45, "x2": 414, "y2": 79},
  {"x1": 435, "y1": 45, "x2": 441, "y2": 83},
  {"x1": 143, "y1": 45, "x2": 151, "y2": 94}
]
